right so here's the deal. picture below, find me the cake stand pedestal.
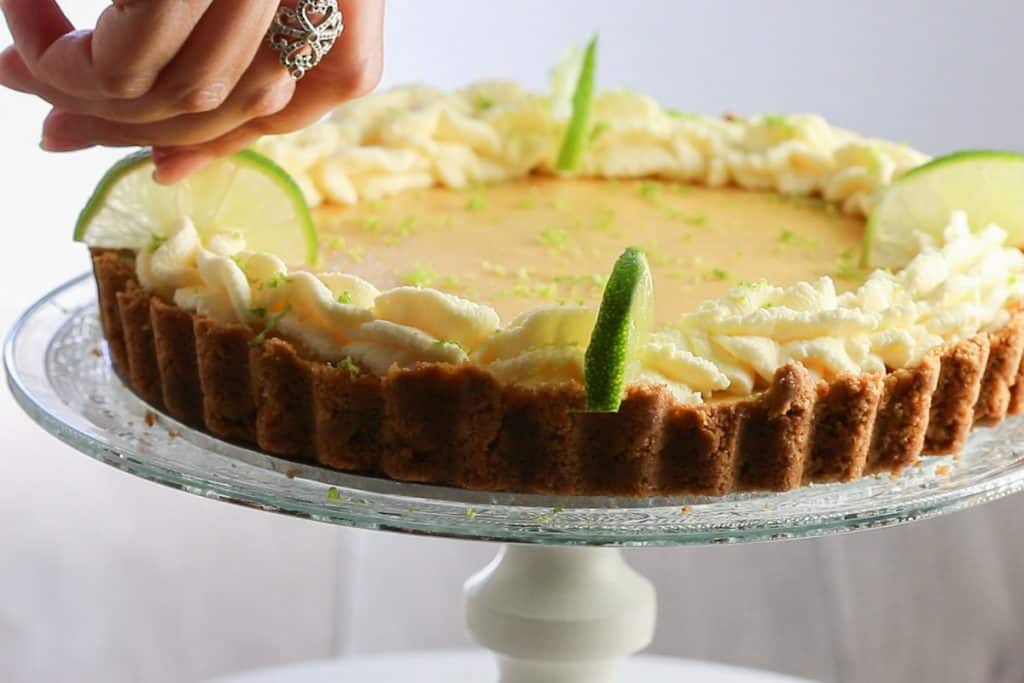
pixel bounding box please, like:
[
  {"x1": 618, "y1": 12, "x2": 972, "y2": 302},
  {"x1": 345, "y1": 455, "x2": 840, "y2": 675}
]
[
  {"x1": 9, "y1": 275, "x2": 1024, "y2": 683},
  {"x1": 465, "y1": 545, "x2": 656, "y2": 683}
]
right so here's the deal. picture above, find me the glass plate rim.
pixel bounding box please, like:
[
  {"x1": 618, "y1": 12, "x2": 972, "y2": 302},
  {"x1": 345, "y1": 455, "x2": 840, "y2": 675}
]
[{"x1": 6, "y1": 273, "x2": 1024, "y2": 546}]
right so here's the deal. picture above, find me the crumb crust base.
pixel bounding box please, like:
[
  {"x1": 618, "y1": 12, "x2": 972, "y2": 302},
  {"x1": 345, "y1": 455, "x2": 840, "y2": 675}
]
[{"x1": 93, "y1": 250, "x2": 1024, "y2": 496}]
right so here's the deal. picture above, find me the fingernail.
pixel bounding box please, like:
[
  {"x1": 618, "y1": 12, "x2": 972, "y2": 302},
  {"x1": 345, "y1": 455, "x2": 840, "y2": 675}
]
[
  {"x1": 153, "y1": 152, "x2": 213, "y2": 184},
  {"x1": 41, "y1": 109, "x2": 92, "y2": 150},
  {"x1": 151, "y1": 147, "x2": 177, "y2": 164},
  {"x1": 40, "y1": 133, "x2": 92, "y2": 152}
]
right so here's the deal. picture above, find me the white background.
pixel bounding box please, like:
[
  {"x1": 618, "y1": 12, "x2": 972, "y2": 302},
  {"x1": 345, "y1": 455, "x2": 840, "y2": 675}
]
[{"x1": 2, "y1": 2, "x2": 1024, "y2": 682}]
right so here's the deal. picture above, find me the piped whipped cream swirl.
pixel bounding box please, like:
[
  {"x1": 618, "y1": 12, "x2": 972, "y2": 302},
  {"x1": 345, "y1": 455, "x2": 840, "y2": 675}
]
[{"x1": 257, "y1": 83, "x2": 928, "y2": 217}]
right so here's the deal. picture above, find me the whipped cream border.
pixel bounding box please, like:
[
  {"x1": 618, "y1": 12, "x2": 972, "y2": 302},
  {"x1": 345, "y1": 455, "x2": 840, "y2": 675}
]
[
  {"x1": 126, "y1": 82, "x2": 1024, "y2": 404},
  {"x1": 256, "y1": 84, "x2": 928, "y2": 217}
]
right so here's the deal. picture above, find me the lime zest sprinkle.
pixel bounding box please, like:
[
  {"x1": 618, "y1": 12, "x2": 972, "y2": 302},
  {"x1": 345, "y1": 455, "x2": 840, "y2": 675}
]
[
  {"x1": 779, "y1": 228, "x2": 818, "y2": 247},
  {"x1": 326, "y1": 487, "x2": 342, "y2": 502},
  {"x1": 336, "y1": 291, "x2": 353, "y2": 304},
  {"x1": 540, "y1": 226, "x2": 571, "y2": 250},
  {"x1": 466, "y1": 190, "x2": 487, "y2": 211},
  {"x1": 555, "y1": 35, "x2": 598, "y2": 171},
  {"x1": 400, "y1": 264, "x2": 438, "y2": 287},
  {"x1": 475, "y1": 95, "x2": 494, "y2": 110},
  {"x1": 362, "y1": 215, "x2": 381, "y2": 232},
  {"x1": 434, "y1": 338, "x2": 467, "y2": 352},
  {"x1": 835, "y1": 249, "x2": 867, "y2": 282},
  {"x1": 264, "y1": 272, "x2": 290, "y2": 289},
  {"x1": 638, "y1": 180, "x2": 661, "y2": 204},
  {"x1": 684, "y1": 212, "x2": 707, "y2": 226},
  {"x1": 760, "y1": 113, "x2": 796, "y2": 136},
  {"x1": 667, "y1": 109, "x2": 699, "y2": 120},
  {"x1": 465, "y1": 507, "x2": 477, "y2": 519},
  {"x1": 736, "y1": 279, "x2": 768, "y2": 291},
  {"x1": 230, "y1": 254, "x2": 248, "y2": 272},
  {"x1": 395, "y1": 215, "x2": 417, "y2": 235},
  {"x1": 147, "y1": 234, "x2": 168, "y2": 252},
  {"x1": 323, "y1": 235, "x2": 345, "y2": 250},
  {"x1": 332, "y1": 357, "x2": 360, "y2": 376},
  {"x1": 482, "y1": 260, "x2": 508, "y2": 277},
  {"x1": 439, "y1": 275, "x2": 464, "y2": 291},
  {"x1": 248, "y1": 304, "x2": 292, "y2": 348},
  {"x1": 510, "y1": 280, "x2": 559, "y2": 300},
  {"x1": 835, "y1": 264, "x2": 866, "y2": 282},
  {"x1": 591, "y1": 206, "x2": 616, "y2": 230},
  {"x1": 705, "y1": 268, "x2": 730, "y2": 281}
]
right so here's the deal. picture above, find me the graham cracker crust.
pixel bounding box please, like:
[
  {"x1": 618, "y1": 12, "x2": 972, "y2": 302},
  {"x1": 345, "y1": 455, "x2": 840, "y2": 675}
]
[{"x1": 91, "y1": 249, "x2": 1024, "y2": 496}]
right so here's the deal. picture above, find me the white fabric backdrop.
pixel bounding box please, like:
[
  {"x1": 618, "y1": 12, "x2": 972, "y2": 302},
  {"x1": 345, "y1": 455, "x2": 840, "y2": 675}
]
[{"x1": 2, "y1": 2, "x2": 1024, "y2": 682}]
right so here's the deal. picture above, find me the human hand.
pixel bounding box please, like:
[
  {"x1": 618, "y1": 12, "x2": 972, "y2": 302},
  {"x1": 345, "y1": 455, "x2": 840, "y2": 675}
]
[{"x1": 0, "y1": 0, "x2": 383, "y2": 183}]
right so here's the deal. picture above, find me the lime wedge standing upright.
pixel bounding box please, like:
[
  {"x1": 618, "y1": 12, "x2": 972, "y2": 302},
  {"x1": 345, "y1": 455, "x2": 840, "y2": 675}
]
[
  {"x1": 584, "y1": 247, "x2": 654, "y2": 412},
  {"x1": 862, "y1": 150, "x2": 1024, "y2": 269},
  {"x1": 74, "y1": 149, "x2": 318, "y2": 266},
  {"x1": 555, "y1": 35, "x2": 599, "y2": 172}
]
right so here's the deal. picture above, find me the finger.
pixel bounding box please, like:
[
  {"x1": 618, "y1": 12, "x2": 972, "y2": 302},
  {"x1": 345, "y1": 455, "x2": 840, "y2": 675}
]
[
  {"x1": 2, "y1": 0, "x2": 215, "y2": 100},
  {"x1": 151, "y1": 0, "x2": 385, "y2": 183},
  {"x1": 90, "y1": 0, "x2": 215, "y2": 98},
  {"x1": 0, "y1": 0, "x2": 73, "y2": 62},
  {"x1": 0, "y1": 47, "x2": 146, "y2": 127},
  {"x1": 143, "y1": 0, "x2": 281, "y2": 114},
  {"x1": 5, "y1": 0, "x2": 380, "y2": 131},
  {"x1": 215, "y1": 0, "x2": 386, "y2": 134},
  {"x1": 152, "y1": 147, "x2": 217, "y2": 184},
  {"x1": 0, "y1": 1, "x2": 274, "y2": 126},
  {"x1": 41, "y1": 51, "x2": 297, "y2": 148},
  {"x1": 284, "y1": 0, "x2": 386, "y2": 110},
  {"x1": 0, "y1": 1, "x2": 281, "y2": 122},
  {"x1": 176, "y1": 0, "x2": 385, "y2": 136},
  {"x1": 0, "y1": 46, "x2": 168, "y2": 124}
]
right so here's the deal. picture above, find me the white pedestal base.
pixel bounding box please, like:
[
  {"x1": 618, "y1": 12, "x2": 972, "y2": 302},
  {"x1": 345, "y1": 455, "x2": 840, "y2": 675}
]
[
  {"x1": 206, "y1": 651, "x2": 819, "y2": 683},
  {"x1": 464, "y1": 545, "x2": 657, "y2": 683}
]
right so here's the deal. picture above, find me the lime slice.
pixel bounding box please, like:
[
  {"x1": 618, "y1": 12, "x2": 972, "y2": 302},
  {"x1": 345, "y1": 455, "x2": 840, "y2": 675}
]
[
  {"x1": 75, "y1": 149, "x2": 317, "y2": 266},
  {"x1": 584, "y1": 247, "x2": 654, "y2": 412},
  {"x1": 862, "y1": 150, "x2": 1024, "y2": 269},
  {"x1": 555, "y1": 35, "x2": 598, "y2": 172}
]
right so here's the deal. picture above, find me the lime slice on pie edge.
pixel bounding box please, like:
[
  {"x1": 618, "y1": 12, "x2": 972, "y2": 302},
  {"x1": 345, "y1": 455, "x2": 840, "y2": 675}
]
[
  {"x1": 555, "y1": 35, "x2": 598, "y2": 172},
  {"x1": 862, "y1": 150, "x2": 1024, "y2": 269},
  {"x1": 75, "y1": 149, "x2": 318, "y2": 266},
  {"x1": 584, "y1": 247, "x2": 654, "y2": 412}
]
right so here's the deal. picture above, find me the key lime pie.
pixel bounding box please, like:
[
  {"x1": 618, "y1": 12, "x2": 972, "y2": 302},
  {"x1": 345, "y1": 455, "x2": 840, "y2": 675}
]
[{"x1": 81, "y1": 41, "x2": 1024, "y2": 495}]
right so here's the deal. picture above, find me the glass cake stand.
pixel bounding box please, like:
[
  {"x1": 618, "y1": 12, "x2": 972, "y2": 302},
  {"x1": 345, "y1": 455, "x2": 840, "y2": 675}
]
[{"x1": 8, "y1": 274, "x2": 1024, "y2": 683}]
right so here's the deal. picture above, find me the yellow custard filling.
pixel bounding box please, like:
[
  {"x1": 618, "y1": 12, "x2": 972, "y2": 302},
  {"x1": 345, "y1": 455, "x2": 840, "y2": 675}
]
[{"x1": 315, "y1": 178, "x2": 865, "y2": 322}]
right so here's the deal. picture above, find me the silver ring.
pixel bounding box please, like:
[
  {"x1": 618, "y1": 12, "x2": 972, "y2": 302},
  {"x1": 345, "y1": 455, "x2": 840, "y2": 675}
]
[{"x1": 267, "y1": 0, "x2": 344, "y2": 80}]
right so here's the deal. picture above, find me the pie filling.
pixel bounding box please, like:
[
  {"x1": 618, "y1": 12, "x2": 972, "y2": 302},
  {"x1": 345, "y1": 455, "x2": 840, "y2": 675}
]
[
  {"x1": 314, "y1": 178, "x2": 866, "y2": 321},
  {"x1": 122, "y1": 82, "x2": 1024, "y2": 406}
]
